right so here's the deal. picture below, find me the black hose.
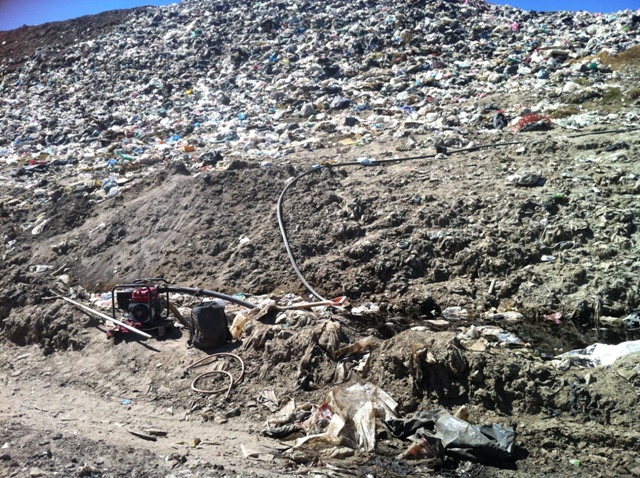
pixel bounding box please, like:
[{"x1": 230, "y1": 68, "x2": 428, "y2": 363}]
[
  {"x1": 276, "y1": 167, "x2": 327, "y2": 301},
  {"x1": 276, "y1": 128, "x2": 640, "y2": 299},
  {"x1": 561, "y1": 128, "x2": 639, "y2": 138},
  {"x1": 160, "y1": 286, "x2": 258, "y2": 309}
]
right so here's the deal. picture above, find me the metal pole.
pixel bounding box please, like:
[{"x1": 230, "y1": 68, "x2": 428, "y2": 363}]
[{"x1": 53, "y1": 295, "x2": 152, "y2": 339}]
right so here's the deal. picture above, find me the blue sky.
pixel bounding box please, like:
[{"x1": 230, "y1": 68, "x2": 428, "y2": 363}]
[
  {"x1": 491, "y1": 0, "x2": 638, "y2": 13},
  {"x1": 0, "y1": 0, "x2": 637, "y2": 31},
  {"x1": 0, "y1": 0, "x2": 180, "y2": 31}
]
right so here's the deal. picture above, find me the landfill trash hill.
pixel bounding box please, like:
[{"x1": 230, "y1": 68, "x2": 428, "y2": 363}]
[{"x1": 1, "y1": 0, "x2": 640, "y2": 477}]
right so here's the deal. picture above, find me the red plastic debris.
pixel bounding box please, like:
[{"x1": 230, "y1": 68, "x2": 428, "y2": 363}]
[{"x1": 512, "y1": 113, "x2": 551, "y2": 133}]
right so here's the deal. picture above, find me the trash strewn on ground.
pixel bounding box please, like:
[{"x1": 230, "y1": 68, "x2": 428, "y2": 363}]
[{"x1": 1, "y1": 0, "x2": 640, "y2": 476}]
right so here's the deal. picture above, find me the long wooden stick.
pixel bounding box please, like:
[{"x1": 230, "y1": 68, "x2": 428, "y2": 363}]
[
  {"x1": 52, "y1": 294, "x2": 152, "y2": 339},
  {"x1": 163, "y1": 298, "x2": 191, "y2": 329}
]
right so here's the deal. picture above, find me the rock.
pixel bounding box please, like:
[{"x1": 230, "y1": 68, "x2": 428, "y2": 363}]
[
  {"x1": 78, "y1": 465, "x2": 95, "y2": 477},
  {"x1": 507, "y1": 171, "x2": 542, "y2": 186},
  {"x1": 56, "y1": 275, "x2": 71, "y2": 285},
  {"x1": 445, "y1": 115, "x2": 460, "y2": 126},
  {"x1": 300, "y1": 103, "x2": 314, "y2": 118},
  {"x1": 425, "y1": 112, "x2": 439, "y2": 123}
]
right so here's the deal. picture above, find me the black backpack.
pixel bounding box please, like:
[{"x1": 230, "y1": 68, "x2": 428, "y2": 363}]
[{"x1": 189, "y1": 302, "x2": 232, "y2": 349}]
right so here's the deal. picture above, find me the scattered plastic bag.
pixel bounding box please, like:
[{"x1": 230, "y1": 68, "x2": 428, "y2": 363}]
[
  {"x1": 435, "y1": 415, "x2": 515, "y2": 463},
  {"x1": 623, "y1": 312, "x2": 640, "y2": 331},
  {"x1": 229, "y1": 300, "x2": 276, "y2": 339},
  {"x1": 388, "y1": 409, "x2": 515, "y2": 464},
  {"x1": 555, "y1": 340, "x2": 640, "y2": 367}
]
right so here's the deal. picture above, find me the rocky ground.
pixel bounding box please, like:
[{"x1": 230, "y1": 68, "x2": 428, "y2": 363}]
[{"x1": 1, "y1": 0, "x2": 640, "y2": 476}]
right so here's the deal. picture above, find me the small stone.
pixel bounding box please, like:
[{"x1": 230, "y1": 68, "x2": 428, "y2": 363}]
[
  {"x1": 202, "y1": 410, "x2": 215, "y2": 422},
  {"x1": 57, "y1": 274, "x2": 71, "y2": 285},
  {"x1": 508, "y1": 171, "x2": 542, "y2": 186},
  {"x1": 424, "y1": 112, "x2": 439, "y2": 123},
  {"x1": 300, "y1": 103, "x2": 314, "y2": 118},
  {"x1": 445, "y1": 115, "x2": 460, "y2": 126},
  {"x1": 78, "y1": 464, "x2": 95, "y2": 477},
  {"x1": 518, "y1": 171, "x2": 542, "y2": 186},
  {"x1": 224, "y1": 407, "x2": 241, "y2": 418},
  {"x1": 214, "y1": 415, "x2": 228, "y2": 424}
]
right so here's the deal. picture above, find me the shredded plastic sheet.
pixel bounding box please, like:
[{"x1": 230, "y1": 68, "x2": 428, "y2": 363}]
[
  {"x1": 556, "y1": 340, "x2": 640, "y2": 367},
  {"x1": 388, "y1": 409, "x2": 516, "y2": 463},
  {"x1": 229, "y1": 300, "x2": 276, "y2": 339},
  {"x1": 435, "y1": 414, "x2": 515, "y2": 462},
  {"x1": 295, "y1": 380, "x2": 397, "y2": 452}
]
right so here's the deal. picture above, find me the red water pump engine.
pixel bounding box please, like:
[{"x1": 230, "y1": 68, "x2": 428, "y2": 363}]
[{"x1": 114, "y1": 284, "x2": 165, "y2": 325}]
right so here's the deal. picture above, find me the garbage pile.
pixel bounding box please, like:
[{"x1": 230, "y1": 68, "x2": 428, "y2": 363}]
[
  {"x1": 260, "y1": 380, "x2": 515, "y2": 465},
  {"x1": 2, "y1": 2, "x2": 640, "y2": 477},
  {"x1": 0, "y1": 0, "x2": 639, "y2": 216}
]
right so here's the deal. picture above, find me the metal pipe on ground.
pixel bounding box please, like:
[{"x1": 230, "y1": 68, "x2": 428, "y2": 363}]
[{"x1": 49, "y1": 294, "x2": 152, "y2": 339}]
